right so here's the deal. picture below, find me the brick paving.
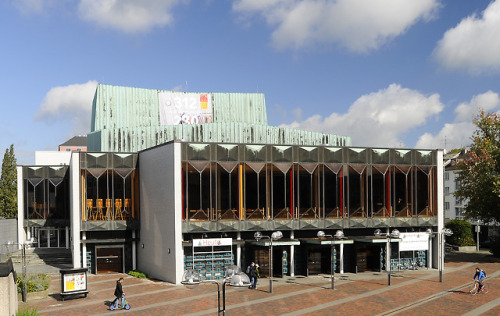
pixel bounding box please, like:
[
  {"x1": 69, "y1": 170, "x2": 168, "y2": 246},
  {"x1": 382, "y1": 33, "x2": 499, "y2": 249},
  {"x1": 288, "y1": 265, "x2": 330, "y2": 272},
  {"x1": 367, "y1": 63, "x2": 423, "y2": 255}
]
[{"x1": 18, "y1": 252, "x2": 500, "y2": 315}]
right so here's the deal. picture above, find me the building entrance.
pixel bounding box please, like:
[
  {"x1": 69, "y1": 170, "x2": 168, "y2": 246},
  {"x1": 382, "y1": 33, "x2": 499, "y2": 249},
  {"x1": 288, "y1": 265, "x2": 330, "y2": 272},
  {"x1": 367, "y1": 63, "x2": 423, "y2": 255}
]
[
  {"x1": 30, "y1": 227, "x2": 67, "y2": 248},
  {"x1": 96, "y1": 247, "x2": 123, "y2": 273}
]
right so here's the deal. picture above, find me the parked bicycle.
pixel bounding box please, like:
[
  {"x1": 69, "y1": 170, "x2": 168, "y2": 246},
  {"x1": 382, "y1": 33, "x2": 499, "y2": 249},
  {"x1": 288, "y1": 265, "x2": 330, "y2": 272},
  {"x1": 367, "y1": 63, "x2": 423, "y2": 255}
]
[{"x1": 469, "y1": 280, "x2": 489, "y2": 295}]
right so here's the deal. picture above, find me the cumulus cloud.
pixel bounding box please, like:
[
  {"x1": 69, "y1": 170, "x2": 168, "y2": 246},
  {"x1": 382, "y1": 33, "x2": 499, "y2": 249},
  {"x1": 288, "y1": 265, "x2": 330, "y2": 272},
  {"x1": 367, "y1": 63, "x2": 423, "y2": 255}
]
[
  {"x1": 433, "y1": 0, "x2": 500, "y2": 74},
  {"x1": 35, "y1": 80, "x2": 98, "y2": 136},
  {"x1": 416, "y1": 91, "x2": 500, "y2": 150},
  {"x1": 233, "y1": 0, "x2": 440, "y2": 52},
  {"x1": 78, "y1": 0, "x2": 182, "y2": 34},
  {"x1": 454, "y1": 91, "x2": 500, "y2": 122},
  {"x1": 281, "y1": 84, "x2": 444, "y2": 147}
]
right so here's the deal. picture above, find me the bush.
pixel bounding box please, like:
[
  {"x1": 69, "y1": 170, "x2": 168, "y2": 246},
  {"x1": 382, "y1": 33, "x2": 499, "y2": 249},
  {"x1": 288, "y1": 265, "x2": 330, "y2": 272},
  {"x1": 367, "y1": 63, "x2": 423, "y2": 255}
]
[
  {"x1": 17, "y1": 273, "x2": 50, "y2": 294},
  {"x1": 445, "y1": 219, "x2": 477, "y2": 247},
  {"x1": 16, "y1": 306, "x2": 39, "y2": 316},
  {"x1": 128, "y1": 270, "x2": 147, "y2": 279}
]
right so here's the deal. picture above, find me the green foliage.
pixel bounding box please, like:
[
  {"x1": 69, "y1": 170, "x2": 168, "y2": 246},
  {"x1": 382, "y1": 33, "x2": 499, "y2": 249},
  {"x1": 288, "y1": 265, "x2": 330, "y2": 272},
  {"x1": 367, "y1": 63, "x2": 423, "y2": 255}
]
[
  {"x1": 448, "y1": 148, "x2": 465, "y2": 155},
  {"x1": 445, "y1": 219, "x2": 476, "y2": 246},
  {"x1": 128, "y1": 270, "x2": 148, "y2": 279},
  {"x1": 16, "y1": 307, "x2": 40, "y2": 316},
  {"x1": 17, "y1": 273, "x2": 50, "y2": 293},
  {"x1": 455, "y1": 110, "x2": 500, "y2": 223},
  {"x1": 0, "y1": 144, "x2": 17, "y2": 218}
]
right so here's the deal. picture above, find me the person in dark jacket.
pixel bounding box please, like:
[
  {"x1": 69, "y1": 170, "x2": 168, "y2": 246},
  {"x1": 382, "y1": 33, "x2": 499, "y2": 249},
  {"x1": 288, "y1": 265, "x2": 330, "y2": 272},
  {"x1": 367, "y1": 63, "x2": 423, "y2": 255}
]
[
  {"x1": 113, "y1": 278, "x2": 124, "y2": 309},
  {"x1": 247, "y1": 262, "x2": 257, "y2": 289}
]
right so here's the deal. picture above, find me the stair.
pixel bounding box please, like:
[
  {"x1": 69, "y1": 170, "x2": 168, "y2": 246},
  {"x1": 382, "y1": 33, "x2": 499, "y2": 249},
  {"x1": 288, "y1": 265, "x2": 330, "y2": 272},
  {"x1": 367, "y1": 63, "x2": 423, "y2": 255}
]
[{"x1": 9, "y1": 248, "x2": 74, "y2": 275}]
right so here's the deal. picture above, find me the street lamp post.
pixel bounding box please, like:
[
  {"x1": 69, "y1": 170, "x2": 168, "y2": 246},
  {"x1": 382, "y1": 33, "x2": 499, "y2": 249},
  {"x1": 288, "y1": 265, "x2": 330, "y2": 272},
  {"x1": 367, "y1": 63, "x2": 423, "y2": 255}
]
[
  {"x1": 254, "y1": 231, "x2": 283, "y2": 293},
  {"x1": 374, "y1": 229, "x2": 400, "y2": 286},
  {"x1": 6, "y1": 239, "x2": 34, "y2": 302},
  {"x1": 426, "y1": 228, "x2": 453, "y2": 282},
  {"x1": 182, "y1": 265, "x2": 250, "y2": 315},
  {"x1": 317, "y1": 230, "x2": 345, "y2": 290}
]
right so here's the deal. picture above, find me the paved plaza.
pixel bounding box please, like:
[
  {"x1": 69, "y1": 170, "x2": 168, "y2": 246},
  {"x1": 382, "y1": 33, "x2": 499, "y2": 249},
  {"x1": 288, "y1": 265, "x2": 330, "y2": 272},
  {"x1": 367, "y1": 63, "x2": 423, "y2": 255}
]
[{"x1": 19, "y1": 251, "x2": 500, "y2": 315}]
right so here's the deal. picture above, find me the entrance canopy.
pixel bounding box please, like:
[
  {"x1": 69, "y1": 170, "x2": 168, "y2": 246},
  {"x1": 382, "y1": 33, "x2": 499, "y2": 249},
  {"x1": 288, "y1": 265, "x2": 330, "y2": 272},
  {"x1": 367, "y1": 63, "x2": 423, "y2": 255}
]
[
  {"x1": 301, "y1": 238, "x2": 354, "y2": 245},
  {"x1": 249, "y1": 239, "x2": 300, "y2": 247},
  {"x1": 352, "y1": 236, "x2": 402, "y2": 243}
]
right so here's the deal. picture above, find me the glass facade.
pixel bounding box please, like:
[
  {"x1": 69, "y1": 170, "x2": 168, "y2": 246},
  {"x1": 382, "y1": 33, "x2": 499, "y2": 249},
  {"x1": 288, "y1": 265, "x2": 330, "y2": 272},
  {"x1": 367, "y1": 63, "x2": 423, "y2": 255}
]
[
  {"x1": 182, "y1": 143, "x2": 438, "y2": 222},
  {"x1": 80, "y1": 153, "x2": 139, "y2": 221},
  {"x1": 23, "y1": 166, "x2": 70, "y2": 221}
]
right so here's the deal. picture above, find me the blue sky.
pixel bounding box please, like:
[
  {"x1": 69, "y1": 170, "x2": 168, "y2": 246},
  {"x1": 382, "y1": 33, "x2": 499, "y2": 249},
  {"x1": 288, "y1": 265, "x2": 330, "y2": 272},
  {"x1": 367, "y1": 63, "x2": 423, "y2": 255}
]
[{"x1": 1, "y1": 0, "x2": 500, "y2": 165}]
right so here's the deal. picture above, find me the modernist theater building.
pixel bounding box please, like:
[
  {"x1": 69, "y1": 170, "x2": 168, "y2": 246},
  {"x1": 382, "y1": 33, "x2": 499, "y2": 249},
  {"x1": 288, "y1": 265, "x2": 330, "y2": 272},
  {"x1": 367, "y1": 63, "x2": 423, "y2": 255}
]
[{"x1": 17, "y1": 84, "x2": 444, "y2": 284}]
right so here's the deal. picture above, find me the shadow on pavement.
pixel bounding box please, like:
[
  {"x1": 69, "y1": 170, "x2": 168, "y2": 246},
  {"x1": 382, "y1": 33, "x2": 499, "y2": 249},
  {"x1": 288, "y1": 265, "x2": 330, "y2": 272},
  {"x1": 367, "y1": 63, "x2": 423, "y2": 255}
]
[{"x1": 445, "y1": 250, "x2": 500, "y2": 264}]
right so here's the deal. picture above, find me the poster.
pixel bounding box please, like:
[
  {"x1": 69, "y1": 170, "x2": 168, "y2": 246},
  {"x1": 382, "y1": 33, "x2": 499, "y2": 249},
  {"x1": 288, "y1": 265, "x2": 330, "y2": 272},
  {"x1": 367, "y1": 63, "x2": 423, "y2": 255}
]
[
  {"x1": 63, "y1": 272, "x2": 87, "y2": 292},
  {"x1": 158, "y1": 92, "x2": 213, "y2": 125}
]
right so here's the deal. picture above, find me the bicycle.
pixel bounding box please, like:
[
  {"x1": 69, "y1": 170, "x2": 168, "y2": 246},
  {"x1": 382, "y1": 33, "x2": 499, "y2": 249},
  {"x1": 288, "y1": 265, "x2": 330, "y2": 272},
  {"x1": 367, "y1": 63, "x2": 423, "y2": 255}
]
[{"x1": 469, "y1": 280, "x2": 489, "y2": 295}]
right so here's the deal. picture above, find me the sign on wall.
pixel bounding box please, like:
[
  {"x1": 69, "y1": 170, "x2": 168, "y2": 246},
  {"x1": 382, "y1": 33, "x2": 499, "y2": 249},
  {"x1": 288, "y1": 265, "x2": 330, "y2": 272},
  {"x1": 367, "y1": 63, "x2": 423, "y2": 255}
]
[
  {"x1": 399, "y1": 232, "x2": 429, "y2": 251},
  {"x1": 158, "y1": 92, "x2": 213, "y2": 125},
  {"x1": 193, "y1": 238, "x2": 232, "y2": 247}
]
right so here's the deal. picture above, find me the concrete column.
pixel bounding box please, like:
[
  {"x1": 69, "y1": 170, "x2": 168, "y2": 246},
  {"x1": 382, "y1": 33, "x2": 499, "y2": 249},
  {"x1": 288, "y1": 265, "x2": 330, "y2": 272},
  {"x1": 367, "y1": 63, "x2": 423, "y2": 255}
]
[
  {"x1": 65, "y1": 227, "x2": 69, "y2": 249},
  {"x1": 290, "y1": 230, "x2": 295, "y2": 277},
  {"x1": 132, "y1": 230, "x2": 137, "y2": 270},
  {"x1": 82, "y1": 232, "x2": 87, "y2": 268},
  {"x1": 17, "y1": 166, "x2": 24, "y2": 245},
  {"x1": 236, "y1": 231, "x2": 241, "y2": 268},
  {"x1": 340, "y1": 243, "x2": 344, "y2": 274},
  {"x1": 428, "y1": 235, "x2": 432, "y2": 269},
  {"x1": 70, "y1": 152, "x2": 81, "y2": 268}
]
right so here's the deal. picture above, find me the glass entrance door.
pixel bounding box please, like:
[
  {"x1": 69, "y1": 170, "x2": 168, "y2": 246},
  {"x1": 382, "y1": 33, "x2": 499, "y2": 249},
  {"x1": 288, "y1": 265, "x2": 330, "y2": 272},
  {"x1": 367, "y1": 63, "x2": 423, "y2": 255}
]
[{"x1": 32, "y1": 227, "x2": 67, "y2": 248}]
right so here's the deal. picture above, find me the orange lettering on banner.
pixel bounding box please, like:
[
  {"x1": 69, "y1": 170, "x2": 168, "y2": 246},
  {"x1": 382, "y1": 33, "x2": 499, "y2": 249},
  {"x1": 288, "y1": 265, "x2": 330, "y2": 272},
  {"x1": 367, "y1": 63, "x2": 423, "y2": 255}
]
[{"x1": 200, "y1": 94, "x2": 208, "y2": 109}]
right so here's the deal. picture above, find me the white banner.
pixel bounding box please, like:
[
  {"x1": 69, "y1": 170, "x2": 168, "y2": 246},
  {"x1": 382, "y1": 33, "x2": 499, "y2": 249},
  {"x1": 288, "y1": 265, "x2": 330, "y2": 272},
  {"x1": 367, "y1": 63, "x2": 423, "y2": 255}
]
[
  {"x1": 193, "y1": 238, "x2": 232, "y2": 247},
  {"x1": 158, "y1": 92, "x2": 213, "y2": 125},
  {"x1": 399, "y1": 232, "x2": 429, "y2": 251}
]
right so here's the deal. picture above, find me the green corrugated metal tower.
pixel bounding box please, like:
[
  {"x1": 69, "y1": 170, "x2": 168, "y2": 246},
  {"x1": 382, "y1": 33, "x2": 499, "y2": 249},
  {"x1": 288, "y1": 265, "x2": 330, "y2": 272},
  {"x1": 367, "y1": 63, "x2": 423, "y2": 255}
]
[{"x1": 88, "y1": 84, "x2": 351, "y2": 152}]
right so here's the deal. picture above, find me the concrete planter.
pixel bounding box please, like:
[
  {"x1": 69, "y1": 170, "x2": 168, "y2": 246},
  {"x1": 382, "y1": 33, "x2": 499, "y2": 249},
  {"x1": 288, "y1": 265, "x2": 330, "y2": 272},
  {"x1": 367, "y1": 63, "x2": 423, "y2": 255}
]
[{"x1": 18, "y1": 289, "x2": 49, "y2": 301}]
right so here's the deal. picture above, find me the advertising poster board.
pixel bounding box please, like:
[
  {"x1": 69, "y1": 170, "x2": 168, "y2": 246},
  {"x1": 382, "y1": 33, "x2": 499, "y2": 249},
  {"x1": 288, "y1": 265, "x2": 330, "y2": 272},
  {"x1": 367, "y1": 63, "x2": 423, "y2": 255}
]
[
  {"x1": 60, "y1": 268, "x2": 89, "y2": 300},
  {"x1": 399, "y1": 232, "x2": 429, "y2": 251},
  {"x1": 158, "y1": 92, "x2": 213, "y2": 125}
]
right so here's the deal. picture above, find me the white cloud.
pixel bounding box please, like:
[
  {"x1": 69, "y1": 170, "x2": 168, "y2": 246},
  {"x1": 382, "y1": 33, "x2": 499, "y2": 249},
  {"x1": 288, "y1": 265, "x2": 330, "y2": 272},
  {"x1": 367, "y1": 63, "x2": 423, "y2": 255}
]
[
  {"x1": 233, "y1": 0, "x2": 440, "y2": 52},
  {"x1": 281, "y1": 84, "x2": 444, "y2": 147},
  {"x1": 416, "y1": 91, "x2": 500, "y2": 150},
  {"x1": 35, "y1": 80, "x2": 98, "y2": 136},
  {"x1": 77, "y1": 0, "x2": 182, "y2": 34},
  {"x1": 433, "y1": 0, "x2": 500, "y2": 74},
  {"x1": 454, "y1": 91, "x2": 500, "y2": 122}
]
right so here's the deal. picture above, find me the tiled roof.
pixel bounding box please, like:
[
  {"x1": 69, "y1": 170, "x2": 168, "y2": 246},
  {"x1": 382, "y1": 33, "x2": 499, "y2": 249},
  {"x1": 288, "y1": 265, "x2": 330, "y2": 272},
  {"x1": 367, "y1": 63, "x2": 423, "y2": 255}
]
[{"x1": 59, "y1": 136, "x2": 87, "y2": 147}]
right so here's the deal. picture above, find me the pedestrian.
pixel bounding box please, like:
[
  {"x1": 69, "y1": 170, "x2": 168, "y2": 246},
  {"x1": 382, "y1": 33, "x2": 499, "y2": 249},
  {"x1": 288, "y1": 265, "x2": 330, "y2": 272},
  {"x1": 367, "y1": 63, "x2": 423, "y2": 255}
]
[
  {"x1": 253, "y1": 264, "x2": 260, "y2": 289},
  {"x1": 246, "y1": 262, "x2": 256, "y2": 289},
  {"x1": 113, "y1": 277, "x2": 125, "y2": 309}
]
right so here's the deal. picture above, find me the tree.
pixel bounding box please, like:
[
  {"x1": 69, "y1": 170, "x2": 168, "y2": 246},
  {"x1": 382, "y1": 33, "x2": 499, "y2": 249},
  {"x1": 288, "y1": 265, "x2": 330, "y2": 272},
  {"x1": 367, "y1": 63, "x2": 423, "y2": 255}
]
[
  {"x1": 455, "y1": 110, "x2": 500, "y2": 223},
  {"x1": 445, "y1": 219, "x2": 475, "y2": 247},
  {"x1": 0, "y1": 144, "x2": 17, "y2": 218}
]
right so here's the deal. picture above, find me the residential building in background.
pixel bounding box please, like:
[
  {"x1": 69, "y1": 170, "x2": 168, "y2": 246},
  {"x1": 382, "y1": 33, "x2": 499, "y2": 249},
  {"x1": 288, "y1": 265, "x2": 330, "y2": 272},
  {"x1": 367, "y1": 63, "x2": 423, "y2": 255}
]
[{"x1": 58, "y1": 135, "x2": 87, "y2": 152}]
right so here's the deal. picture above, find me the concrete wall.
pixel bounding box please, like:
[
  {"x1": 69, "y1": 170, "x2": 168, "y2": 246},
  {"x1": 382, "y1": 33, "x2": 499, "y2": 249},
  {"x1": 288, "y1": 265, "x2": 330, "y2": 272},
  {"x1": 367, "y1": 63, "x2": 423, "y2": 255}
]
[
  {"x1": 35, "y1": 151, "x2": 72, "y2": 165},
  {"x1": 138, "y1": 141, "x2": 183, "y2": 284},
  {"x1": 0, "y1": 272, "x2": 17, "y2": 316},
  {"x1": 0, "y1": 219, "x2": 18, "y2": 260},
  {"x1": 69, "y1": 152, "x2": 81, "y2": 268}
]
